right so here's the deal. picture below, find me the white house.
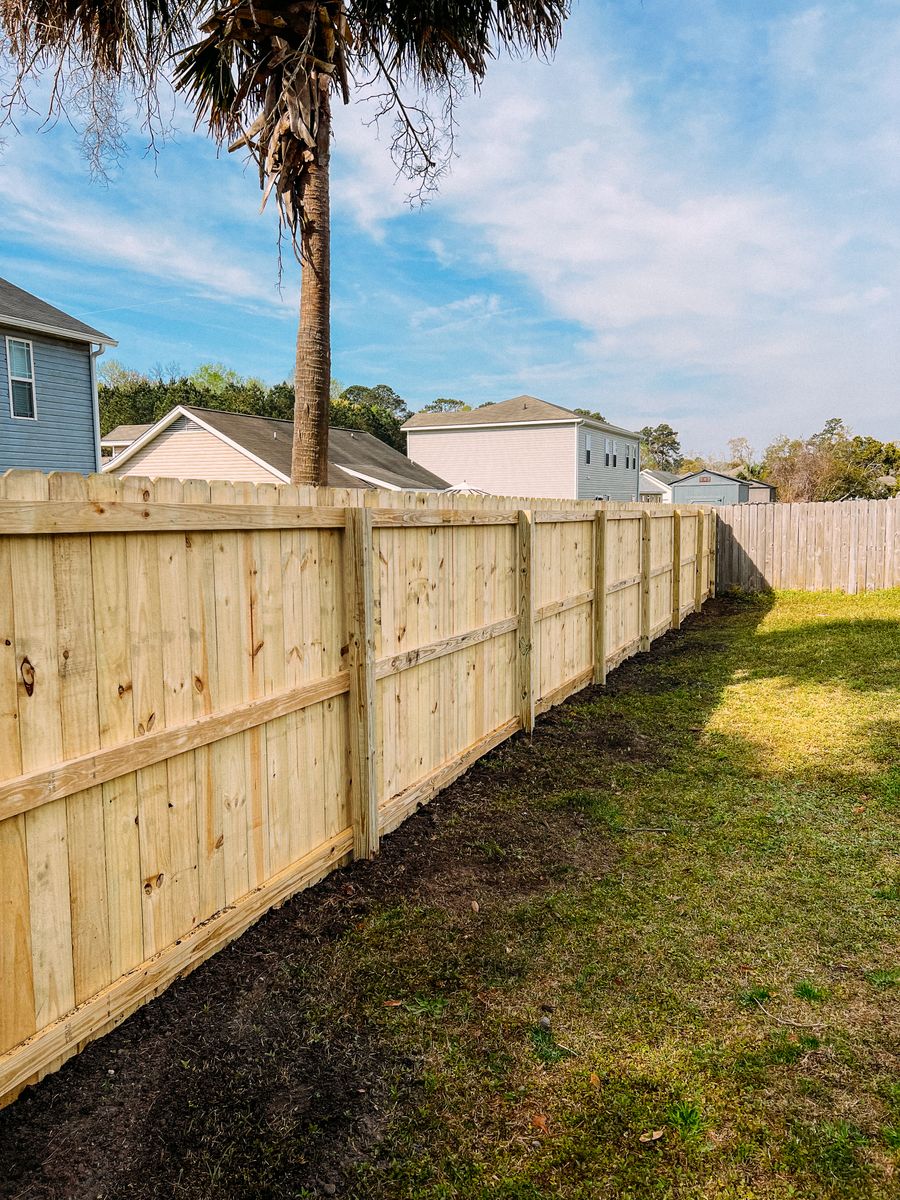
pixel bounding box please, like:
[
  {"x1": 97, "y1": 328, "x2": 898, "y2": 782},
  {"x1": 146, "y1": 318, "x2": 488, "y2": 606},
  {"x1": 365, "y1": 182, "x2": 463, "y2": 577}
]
[
  {"x1": 103, "y1": 404, "x2": 450, "y2": 490},
  {"x1": 639, "y1": 469, "x2": 679, "y2": 503},
  {"x1": 403, "y1": 395, "x2": 641, "y2": 501}
]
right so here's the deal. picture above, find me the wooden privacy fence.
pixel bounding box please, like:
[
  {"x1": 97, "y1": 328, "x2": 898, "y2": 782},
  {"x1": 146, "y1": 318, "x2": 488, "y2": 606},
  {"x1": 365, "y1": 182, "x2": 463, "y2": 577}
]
[
  {"x1": 0, "y1": 470, "x2": 714, "y2": 1107},
  {"x1": 717, "y1": 498, "x2": 900, "y2": 593}
]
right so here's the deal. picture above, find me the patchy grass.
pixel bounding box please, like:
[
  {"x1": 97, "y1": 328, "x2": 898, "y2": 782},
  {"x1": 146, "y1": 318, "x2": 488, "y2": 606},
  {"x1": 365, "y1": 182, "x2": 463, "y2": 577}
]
[{"x1": 1, "y1": 591, "x2": 898, "y2": 1200}]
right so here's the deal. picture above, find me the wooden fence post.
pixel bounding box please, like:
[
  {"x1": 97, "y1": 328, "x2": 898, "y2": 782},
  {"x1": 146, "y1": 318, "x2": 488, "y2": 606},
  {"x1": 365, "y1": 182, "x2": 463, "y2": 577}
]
[
  {"x1": 517, "y1": 510, "x2": 535, "y2": 733},
  {"x1": 593, "y1": 509, "x2": 607, "y2": 685},
  {"x1": 708, "y1": 511, "x2": 717, "y2": 598},
  {"x1": 344, "y1": 506, "x2": 379, "y2": 860},
  {"x1": 671, "y1": 510, "x2": 682, "y2": 630},
  {"x1": 640, "y1": 511, "x2": 652, "y2": 651},
  {"x1": 694, "y1": 511, "x2": 706, "y2": 611}
]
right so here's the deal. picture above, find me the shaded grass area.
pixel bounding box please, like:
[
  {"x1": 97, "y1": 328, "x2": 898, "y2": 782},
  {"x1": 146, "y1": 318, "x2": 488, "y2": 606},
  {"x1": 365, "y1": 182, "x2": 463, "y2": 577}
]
[{"x1": 1, "y1": 592, "x2": 899, "y2": 1199}]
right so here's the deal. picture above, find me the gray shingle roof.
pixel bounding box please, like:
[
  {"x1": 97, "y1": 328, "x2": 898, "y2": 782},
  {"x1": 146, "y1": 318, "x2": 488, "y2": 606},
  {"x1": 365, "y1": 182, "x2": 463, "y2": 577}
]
[
  {"x1": 402, "y1": 394, "x2": 638, "y2": 438},
  {"x1": 181, "y1": 407, "x2": 450, "y2": 490},
  {"x1": 0, "y1": 277, "x2": 116, "y2": 345}
]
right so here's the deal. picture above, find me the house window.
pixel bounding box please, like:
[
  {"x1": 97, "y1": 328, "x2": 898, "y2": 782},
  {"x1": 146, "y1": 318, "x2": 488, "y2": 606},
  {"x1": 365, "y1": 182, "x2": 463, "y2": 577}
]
[
  {"x1": 605, "y1": 437, "x2": 611, "y2": 467},
  {"x1": 7, "y1": 338, "x2": 36, "y2": 419},
  {"x1": 612, "y1": 439, "x2": 618, "y2": 468},
  {"x1": 585, "y1": 432, "x2": 592, "y2": 465}
]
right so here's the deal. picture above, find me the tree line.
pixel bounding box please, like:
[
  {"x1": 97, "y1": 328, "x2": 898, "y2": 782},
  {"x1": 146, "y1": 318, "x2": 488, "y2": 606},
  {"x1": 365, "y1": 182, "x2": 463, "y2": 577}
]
[
  {"x1": 639, "y1": 418, "x2": 899, "y2": 501},
  {"x1": 99, "y1": 362, "x2": 414, "y2": 453},
  {"x1": 101, "y1": 366, "x2": 897, "y2": 503}
]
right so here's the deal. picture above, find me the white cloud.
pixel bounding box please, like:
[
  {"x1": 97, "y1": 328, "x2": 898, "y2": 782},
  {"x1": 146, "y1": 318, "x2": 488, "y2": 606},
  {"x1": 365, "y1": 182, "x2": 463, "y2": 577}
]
[
  {"x1": 0, "y1": 125, "x2": 291, "y2": 313},
  {"x1": 331, "y1": 4, "x2": 900, "y2": 450}
]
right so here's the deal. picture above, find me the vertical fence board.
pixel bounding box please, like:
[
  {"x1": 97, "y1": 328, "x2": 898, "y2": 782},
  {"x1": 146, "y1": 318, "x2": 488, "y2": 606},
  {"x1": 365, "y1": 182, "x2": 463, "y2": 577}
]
[{"x1": 0, "y1": 478, "x2": 717, "y2": 1108}]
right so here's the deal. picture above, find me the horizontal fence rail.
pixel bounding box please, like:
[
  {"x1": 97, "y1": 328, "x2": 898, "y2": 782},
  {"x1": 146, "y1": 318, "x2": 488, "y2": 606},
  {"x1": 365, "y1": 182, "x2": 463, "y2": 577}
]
[
  {"x1": 717, "y1": 498, "x2": 900, "y2": 593},
  {"x1": 0, "y1": 470, "x2": 715, "y2": 1108}
]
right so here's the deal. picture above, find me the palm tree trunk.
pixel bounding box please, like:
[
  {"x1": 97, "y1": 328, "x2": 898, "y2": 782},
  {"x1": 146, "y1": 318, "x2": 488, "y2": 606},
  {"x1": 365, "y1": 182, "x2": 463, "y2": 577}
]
[{"x1": 292, "y1": 79, "x2": 331, "y2": 485}]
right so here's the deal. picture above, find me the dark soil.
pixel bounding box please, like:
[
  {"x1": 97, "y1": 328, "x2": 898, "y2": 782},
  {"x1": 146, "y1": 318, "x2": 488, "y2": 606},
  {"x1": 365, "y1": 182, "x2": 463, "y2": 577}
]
[{"x1": 0, "y1": 610, "x2": 720, "y2": 1200}]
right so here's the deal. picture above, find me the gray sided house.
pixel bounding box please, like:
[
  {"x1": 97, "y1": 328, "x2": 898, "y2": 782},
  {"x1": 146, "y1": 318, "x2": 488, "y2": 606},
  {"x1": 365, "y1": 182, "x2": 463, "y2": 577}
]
[
  {"x1": 403, "y1": 395, "x2": 641, "y2": 501},
  {"x1": 103, "y1": 405, "x2": 451, "y2": 491},
  {"x1": 0, "y1": 277, "x2": 116, "y2": 473},
  {"x1": 670, "y1": 469, "x2": 751, "y2": 506}
]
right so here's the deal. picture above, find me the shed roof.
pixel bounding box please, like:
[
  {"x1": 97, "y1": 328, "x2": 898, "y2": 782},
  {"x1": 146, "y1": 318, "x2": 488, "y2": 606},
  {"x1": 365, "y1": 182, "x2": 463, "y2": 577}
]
[
  {"x1": 672, "y1": 468, "x2": 751, "y2": 486},
  {"x1": 0, "y1": 277, "x2": 116, "y2": 346},
  {"x1": 403, "y1": 395, "x2": 638, "y2": 438}
]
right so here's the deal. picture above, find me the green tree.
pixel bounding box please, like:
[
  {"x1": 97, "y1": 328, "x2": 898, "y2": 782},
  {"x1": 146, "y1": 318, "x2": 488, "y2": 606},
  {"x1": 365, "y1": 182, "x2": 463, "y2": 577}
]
[
  {"x1": 421, "y1": 398, "x2": 471, "y2": 414},
  {"x1": 640, "y1": 423, "x2": 683, "y2": 472},
  {"x1": 2, "y1": 2, "x2": 569, "y2": 483},
  {"x1": 574, "y1": 407, "x2": 607, "y2": 423},
  {"x1": 330, "y1": 383, "x2": 411, "y2": 451},
  {"x1": 760, "y1": 419, "x2": 898, "y2": 501}
]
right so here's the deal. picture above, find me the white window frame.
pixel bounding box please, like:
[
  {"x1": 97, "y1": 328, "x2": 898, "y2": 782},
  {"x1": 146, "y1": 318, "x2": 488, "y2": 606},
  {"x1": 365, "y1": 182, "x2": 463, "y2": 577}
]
[
  {"x1": 612, "y1": 439, "x2": 618, "y2": 468},
  {"x1": 6, "y1": 337, "x2": 37, "y2": 421},
  {"x1": 605, "y1": 437, "x2": 611, "y2": 467}
]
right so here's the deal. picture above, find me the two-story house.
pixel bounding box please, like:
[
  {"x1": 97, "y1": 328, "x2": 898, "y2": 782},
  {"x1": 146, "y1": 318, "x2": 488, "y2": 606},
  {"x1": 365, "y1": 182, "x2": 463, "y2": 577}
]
[
  {"x1": 402, "y1": 395, "x2": 641, "y2": 501},
  {"x1": 0, "y1": 277, "x2": 116, "y2": 473}
]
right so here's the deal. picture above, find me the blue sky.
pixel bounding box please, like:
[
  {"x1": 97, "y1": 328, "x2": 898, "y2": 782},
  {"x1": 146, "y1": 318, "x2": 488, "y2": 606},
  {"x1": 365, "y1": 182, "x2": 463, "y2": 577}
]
[{"x1": 1, "y1": 0, "x2": 899, "y2": 457}]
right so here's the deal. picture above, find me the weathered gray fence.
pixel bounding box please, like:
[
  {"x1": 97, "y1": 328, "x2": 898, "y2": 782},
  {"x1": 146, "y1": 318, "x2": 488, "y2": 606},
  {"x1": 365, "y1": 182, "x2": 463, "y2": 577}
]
[{"x1": 716, "y1": 498, "x2": 899, "y2": 593}]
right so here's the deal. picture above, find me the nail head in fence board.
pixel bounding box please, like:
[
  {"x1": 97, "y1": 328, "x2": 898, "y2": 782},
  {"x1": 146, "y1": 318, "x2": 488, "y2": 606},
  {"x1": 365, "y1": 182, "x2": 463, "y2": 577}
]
[
  {"x1": 639, "y1": 512, "x2": 652, "y2": 652},
  {"x1": 593, "y1": 510, "x2": 608, "y2": 684},
  {"x1": 516, "y1": 511, "x2": 535, "y2": 732},
  {"x1": 344, "y1": 507, "x2": 379, "y2": 860}
]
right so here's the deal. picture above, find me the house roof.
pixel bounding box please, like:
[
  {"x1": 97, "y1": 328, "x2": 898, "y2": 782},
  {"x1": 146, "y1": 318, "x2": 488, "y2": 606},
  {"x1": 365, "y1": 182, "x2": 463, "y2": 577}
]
[
  {"x1": 104, "y1": 404, "x2": 450, "y2": 490},
  {"x1": 402, "y1": 395, "x2": 639, "y2": 438},
  {"x1": 101, "y1": 424, "x2": 153, "y2": 444},
  {"x1": 641, "y1": 468, "x2": 679, "y2": 486},
  {"x1": 0, "y1": 277, "x2": 116, "y2": 346},
  {"x1": 672, "y1": 468, "x2": 752, "y2": 486},
  {"x1": 638, "y1": 472, "x2": 667, "y2": 495}
]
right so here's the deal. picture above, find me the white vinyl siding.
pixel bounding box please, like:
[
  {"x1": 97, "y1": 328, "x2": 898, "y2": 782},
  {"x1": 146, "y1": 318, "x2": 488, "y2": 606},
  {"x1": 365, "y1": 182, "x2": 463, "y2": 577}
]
[
  {"x1": 406, "y1": 424, "x2": 578, "y2": 499},
  {"x1": 110, "y1": 415, "x2": 283, "y2": 483}
]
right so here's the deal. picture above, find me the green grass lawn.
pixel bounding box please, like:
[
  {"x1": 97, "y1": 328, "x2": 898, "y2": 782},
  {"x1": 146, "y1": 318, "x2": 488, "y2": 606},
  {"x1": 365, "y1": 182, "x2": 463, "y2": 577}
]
[
  {"x1": 3, "y1": 591, "x2": 897, "y2": 1200},
  {"x1": 334, "y1": 591, "x2": 900, "y2": 1199}
]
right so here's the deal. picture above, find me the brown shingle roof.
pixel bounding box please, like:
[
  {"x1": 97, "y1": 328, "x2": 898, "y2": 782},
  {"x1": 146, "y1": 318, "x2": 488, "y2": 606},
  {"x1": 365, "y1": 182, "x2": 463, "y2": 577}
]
[
  {"x1": 181, "y1": 407, "x2": 449, "y2": 490},
  {"x1": 402, "y1": 395, "x2": 638, "y2": 438},
  {"x1": 101, "y1": 424, "x2": 153, "y2": 444}
]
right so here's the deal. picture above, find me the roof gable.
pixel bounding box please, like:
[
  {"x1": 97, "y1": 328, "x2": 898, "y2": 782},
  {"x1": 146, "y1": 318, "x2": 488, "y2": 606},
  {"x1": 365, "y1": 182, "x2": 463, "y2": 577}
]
[
  {"x1": 673, "y1": 469, "x2": 749, "y2": 487},
  {"x1": 105, "y1": 404, "x2": 450, "y2": 489},
  {"x1": 0, "y1": 277, "x2": 116, "y2": 345},
  {"x1": 403, "y1": 395, "x2": 639, "y2": 438}
]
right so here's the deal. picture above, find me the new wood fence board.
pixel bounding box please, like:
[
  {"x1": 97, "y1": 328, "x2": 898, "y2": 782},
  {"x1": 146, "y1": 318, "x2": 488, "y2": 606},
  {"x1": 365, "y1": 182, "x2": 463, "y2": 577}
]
[
  {"x1": 0, "y1": 472, "x2": 716, "y2": 1109},
  {"x1": 715, "y1": 498, "x2": 900, "y2": 594}
]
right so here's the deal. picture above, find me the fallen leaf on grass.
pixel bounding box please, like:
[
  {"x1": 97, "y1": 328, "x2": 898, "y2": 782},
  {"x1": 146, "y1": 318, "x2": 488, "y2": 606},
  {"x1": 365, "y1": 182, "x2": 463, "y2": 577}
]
[
  {"x1": 639, "y1": 1129, "x2": 665, "y2": 1143},
  {"x1": 382, "y1": 1000, "x2": 403, "y2": 1008},
  {"x1": 471, "y1": 900, "x2": 480, "y2": 913},
  {"x1": 531, "y1": 1113, "x2": 550, "y2": 1134},
  {"x1": 589, "y1": 1072, "x2": 601, "y2": 1089}
]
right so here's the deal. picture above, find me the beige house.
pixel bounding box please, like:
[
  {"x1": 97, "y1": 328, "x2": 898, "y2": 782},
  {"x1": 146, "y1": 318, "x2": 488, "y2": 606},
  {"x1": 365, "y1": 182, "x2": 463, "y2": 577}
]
[
  {"x1": 403, "y1": 395, "x2": 641, "y2": 501},
  {"x1": 103, "y1": 404, "x2": 450, "y2": 490}
]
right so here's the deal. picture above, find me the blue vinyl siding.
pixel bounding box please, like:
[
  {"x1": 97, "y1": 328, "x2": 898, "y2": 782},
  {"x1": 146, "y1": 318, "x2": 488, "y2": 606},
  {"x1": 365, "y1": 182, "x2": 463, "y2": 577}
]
[
  {"x1": 671, "y1": 474, "x2": 749, "y2": 505},
  {"x1": 0, "y1": 327, "x2": 97, "y2": 473},
  {"x1": 576, "y1": 425, "x2": 640, "y2": 501}
]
